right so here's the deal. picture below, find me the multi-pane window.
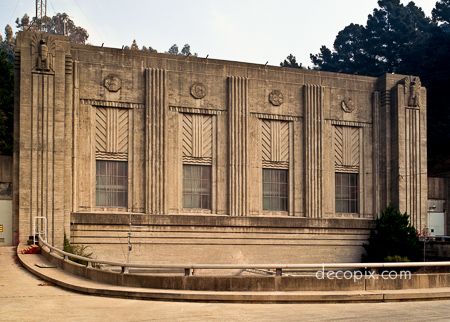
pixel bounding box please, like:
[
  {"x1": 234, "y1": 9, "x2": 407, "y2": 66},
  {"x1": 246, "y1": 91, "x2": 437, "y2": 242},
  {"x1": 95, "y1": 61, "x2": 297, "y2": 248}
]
[
  {"x1": 335, "y1": 173, "x2": 358, "y2": 213},
  {"x1": 183, "y1": 165, "x2": 211, "y2": 209},
  {"x1": 263, "y1": 169, "x2": 288, "y2": 211},
  {"x1": 96, "y1": 161, "x2": 128, "y2": 208}
]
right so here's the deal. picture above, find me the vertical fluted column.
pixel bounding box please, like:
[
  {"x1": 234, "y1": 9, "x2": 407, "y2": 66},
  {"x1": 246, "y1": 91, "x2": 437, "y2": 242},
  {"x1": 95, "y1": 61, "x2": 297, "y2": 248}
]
[
  {"x1": 394, "y1": 81, "x2": 427, "y2": 229},
  {"x1": 72, "y1": 60, "x2": 79, "y2": 213},
  {"x1": 372, "y1": 91, "x2": 381, "y2": 217},
  {"x1": 303, "y1": 84, "x2": 324, "y2": 218},
  {"x1": 63, "y1": 54, "x2": 73, "y2": 240},
  {"x1": 145, "y1": 68, "x2": 167, "y2": 215},
  {"x1": 228, "y1": 76, "x2": 249, "y2": 216}
]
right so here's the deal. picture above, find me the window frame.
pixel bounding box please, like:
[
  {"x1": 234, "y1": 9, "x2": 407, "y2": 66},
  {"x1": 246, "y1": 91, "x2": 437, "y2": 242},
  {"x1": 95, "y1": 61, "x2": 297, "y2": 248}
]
[
  {"x1": 182, "y1": 164, "x2": 212, "y2": 210},
  {"x1": 95, "y1": 160, "x2": 128, "y2": 208},
  {"x1": 335, "y1": 172, "x2": 359, "y2": 213},
  {"x1": 262, "y1": 168, "x2": 289, "y2": 212}
]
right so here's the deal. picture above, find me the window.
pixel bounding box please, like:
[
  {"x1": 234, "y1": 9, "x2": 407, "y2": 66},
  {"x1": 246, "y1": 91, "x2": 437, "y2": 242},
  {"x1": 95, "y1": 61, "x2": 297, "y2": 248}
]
[
  {"x1": 263, "y1": 169, "x2": 288, "y2": 211},
  {"x1": 183, "y1": 165, "x2": 211, "y2": 209},
  {"x1": 335, "y1": 173, "x2": 358, "y2": 213},
  {"x1": 96, "y1": 161, "x2": 128, "y2": 208}
]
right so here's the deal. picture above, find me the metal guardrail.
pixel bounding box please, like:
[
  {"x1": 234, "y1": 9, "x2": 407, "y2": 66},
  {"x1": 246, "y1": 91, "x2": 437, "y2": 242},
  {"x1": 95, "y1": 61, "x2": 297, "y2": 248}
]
[{"x1": 38, "y1": 236, "x2": 450, "y2": 276}]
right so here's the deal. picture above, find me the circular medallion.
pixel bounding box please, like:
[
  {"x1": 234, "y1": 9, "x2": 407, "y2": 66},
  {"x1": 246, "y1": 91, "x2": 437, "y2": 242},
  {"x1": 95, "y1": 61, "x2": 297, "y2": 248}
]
[
  {"x1": 190, "y1": 82, "x2": 207, "y2": 99},
  {"x1": 341, "y1": 98, "x2": 355, "y2": 113},
  {"x1": 269, "y1": 90, "x2": 284, "y2": 106},
  {"x1": 104, "y1": 75, "x2": 122, "y2": 92}
]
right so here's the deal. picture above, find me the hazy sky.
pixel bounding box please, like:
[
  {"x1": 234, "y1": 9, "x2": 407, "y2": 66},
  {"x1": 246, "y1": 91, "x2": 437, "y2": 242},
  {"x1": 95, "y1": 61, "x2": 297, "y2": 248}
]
[{"x1": 0, "y1": 0, "x2": 437, "y2": 67}]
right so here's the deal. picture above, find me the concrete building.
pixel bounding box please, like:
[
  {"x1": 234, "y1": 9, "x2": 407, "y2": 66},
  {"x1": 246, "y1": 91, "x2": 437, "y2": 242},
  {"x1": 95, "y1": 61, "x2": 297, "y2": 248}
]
[{"x1": 12, "y1": 31, "x2": 428, "y2": 263}]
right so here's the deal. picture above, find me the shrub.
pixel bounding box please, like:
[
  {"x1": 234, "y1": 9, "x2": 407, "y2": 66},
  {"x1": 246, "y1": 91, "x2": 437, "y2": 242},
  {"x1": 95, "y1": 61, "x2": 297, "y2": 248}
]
[
  {"x1": 63, "y1": 233, "x2": 93, "y2": 265},
  {"x1": 363, "y1": 205, "x2": 421, "y2": 262}
]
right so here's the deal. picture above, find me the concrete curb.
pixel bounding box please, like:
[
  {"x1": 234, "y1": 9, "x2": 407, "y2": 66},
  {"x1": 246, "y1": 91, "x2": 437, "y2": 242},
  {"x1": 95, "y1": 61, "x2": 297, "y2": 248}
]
[{"x1": 17, "y1": 247, "x2": 450, "y2": 303}]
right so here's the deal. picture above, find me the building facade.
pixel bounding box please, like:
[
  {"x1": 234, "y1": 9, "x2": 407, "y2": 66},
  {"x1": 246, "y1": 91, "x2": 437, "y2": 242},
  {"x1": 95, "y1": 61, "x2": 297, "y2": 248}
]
[{"x1": 13, "y1": 31, "x2": 427, "y2": 263}]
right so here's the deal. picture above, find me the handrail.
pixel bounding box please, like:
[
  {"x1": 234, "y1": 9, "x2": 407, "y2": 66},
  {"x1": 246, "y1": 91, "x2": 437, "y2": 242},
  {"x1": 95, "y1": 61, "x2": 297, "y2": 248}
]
[{"x1": 38, "y1": 236, "x2": 450, "y2": 276}]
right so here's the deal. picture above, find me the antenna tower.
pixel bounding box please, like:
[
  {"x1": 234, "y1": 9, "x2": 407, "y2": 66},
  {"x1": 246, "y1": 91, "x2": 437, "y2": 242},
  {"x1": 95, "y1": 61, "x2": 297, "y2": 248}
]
[{"x1": 35, "y1": 0, "x2": 48, "y2": 31}]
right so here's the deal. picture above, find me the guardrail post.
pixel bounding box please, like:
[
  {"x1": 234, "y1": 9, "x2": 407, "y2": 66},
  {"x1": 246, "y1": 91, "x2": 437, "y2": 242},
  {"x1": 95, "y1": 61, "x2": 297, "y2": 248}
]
[
  {"x1": 63, "y1": 255, "x2": 69, "y2": 261},
  {"x1": 86, "y1": 261, "x2": 92, "y2": 269},
  {"x1": 121, "y1": 266, "x2": 129, "y2": 274},
  {"x1": 276, "y1": 268, "x2": 282, "y2": 276},
  {"x1": 184, "y1": 268, "x2": 193, "y2": 276}
]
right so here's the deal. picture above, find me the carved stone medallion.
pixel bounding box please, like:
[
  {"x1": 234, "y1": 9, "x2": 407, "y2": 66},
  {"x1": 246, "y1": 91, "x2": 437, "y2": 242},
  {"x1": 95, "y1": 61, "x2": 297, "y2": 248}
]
[
  {"x1": 104, "y1": 75, "x2": 122, "y2": 92},
  {"x1": 341, "y1": 97, "x2": 355, "y2": 113},
  {"x1": 190, "y1": 82, "x2": 207, "y2": 99},
  {"x1": 269, "y1": 90, "x2": 284, "y2": 106}
]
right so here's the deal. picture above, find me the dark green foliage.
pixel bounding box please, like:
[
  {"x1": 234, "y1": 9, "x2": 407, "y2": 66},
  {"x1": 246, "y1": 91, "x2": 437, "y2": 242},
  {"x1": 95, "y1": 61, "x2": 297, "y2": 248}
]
[
  {"x1": 363, "y1": 205, "x2": 421, "y2": 262},
  {"x1": 307, "y1": 0, "x2": 450, "y2": 175},
  {"x1": 280, "y1": 54, "x2": 303, "y2": 68},
  {"x1": 433, "y1": 0, "x2": 450, "y2": 24},
  {"x1": 0, "y1": 36, "x2": 14, "y2": 155},
  {"x1": 310, "y1": 0, "x2": 433, "y2": 76},
  {"x1": 167, "y1": 43, "x2": 197, "y2": 56},
  {"x1": 63, "y1": 233, "x2": 93, "y2": 265}
]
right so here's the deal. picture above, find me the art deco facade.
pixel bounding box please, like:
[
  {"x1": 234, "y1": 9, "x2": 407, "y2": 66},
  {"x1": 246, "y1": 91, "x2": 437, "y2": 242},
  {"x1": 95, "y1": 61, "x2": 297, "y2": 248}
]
[{"x1": 13, "y1": 32, "x2": 427, "y2": 263}]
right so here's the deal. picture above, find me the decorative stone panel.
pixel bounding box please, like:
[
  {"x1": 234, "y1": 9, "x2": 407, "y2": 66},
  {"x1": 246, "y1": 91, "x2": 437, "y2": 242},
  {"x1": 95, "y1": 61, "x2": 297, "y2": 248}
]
[
  {"x1": 95, "y1": 107, "x2": 129, "y2": 156},
  {"x1": 334, "y1": 125, "x2": 360, "y2": 172},
  {"x1": 182, "y1": 113, "x2": 213, "y2": 162},
  {"x1": 261, "y1": 120, "x2": 289, "y2": 164}
]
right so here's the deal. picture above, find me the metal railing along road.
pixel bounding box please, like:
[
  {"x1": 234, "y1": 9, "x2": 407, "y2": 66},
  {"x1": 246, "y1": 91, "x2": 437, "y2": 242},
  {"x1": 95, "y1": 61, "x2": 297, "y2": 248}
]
[{"x1": 38, "y1": 236, "x2": 450, "y2": 276}]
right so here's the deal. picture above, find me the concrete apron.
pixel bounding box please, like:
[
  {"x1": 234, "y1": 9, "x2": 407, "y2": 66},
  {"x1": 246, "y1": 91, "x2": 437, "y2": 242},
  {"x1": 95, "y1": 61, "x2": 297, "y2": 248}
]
[{"x1": 17, "y1": 244, "x2": 450, "y2": 303}]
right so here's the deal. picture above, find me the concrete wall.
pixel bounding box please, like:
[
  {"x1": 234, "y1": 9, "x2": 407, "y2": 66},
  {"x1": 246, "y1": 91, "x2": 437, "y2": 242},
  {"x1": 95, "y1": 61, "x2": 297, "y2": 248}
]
[
  {"x1": 70, "y1": 212, "x2": 373, "y2": 264},
  {"x1": 14, "y1": 31, "x2": 428, "y2": 263}
]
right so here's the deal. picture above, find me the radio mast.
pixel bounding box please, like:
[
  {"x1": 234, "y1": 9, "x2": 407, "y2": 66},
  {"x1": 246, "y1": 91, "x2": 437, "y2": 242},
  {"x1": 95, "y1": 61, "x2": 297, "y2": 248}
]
[{"x1": 35, "y1": 0, "x2": 48, "y2": 31}]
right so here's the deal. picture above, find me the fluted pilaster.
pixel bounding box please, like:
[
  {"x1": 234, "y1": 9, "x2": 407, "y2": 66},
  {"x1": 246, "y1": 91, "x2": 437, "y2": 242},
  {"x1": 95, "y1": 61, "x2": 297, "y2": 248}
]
[{"x1": 304, "y1": 84, "x2": 324, "y2": 218}]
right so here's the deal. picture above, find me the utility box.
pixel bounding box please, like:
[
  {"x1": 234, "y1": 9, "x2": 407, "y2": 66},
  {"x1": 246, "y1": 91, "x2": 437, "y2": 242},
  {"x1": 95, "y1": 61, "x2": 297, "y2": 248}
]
[
  {"x1": 0, "y1": 156, "x2": 13, "y2": 246},
  {"x1": 428, "y1": 199, "x2": 446, "y2": 237},
  {"x1": 0, "y1": 199, "x2": 12, "y2": 245}
]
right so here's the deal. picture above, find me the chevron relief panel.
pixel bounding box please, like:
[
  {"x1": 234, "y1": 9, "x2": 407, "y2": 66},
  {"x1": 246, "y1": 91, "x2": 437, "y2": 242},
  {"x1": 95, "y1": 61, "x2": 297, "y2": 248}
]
[
  {"x1": 182, "y1": 114, "x2": 193, "y2": 157},
  {"x1": 279, "y1": 121, "x2": 289, "y2": 161},
  {"x1": 261, "y1": 120, "x2": 271, "y2": 161},
  {"x1": 334, "y1": 125, "x2": 359, "y2": 168},
  {"x1": 95, "y1": 107, "x2": 129, "y2": 153},
  {"x1": 201, "y1": 115, "x2": 212, "y2": 157},
  {"x1": 182, "y1": 114, "x2": 213, "y2": 159},
  {"x1": 334, "y1": 126, "x2": 344, "y2": 166},
  {"x1": 117, "y1": 109, "x2": 128, "y2": 153},
  {"x1": 261, "y1": 120, "x2": 289, "y2": 162},
  {"x1": 96, "y1": 108, "x2": 107, "y2": 152}
]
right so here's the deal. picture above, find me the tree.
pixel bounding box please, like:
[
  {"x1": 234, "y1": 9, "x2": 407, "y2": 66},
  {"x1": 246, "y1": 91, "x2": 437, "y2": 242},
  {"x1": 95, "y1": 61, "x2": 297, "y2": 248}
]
[
  {"x1": 167, "y1": 43, "x2": 197, "y2": 56},
  {"x1": 0, "y1": 31, "x2": 14, "y2": 155},
  {"x1": 280, "y1": 54, "x2": 302, "y2": 68},
  {"x1": 167, "y1": 44, "x2": 179, "y2": 55},
  {"x1": 4, "y1": 25, "x2": 14, "y2": 45},
  {"x1": 433, "y1": 0, "x2": 450, "y2": 24},
  {"x1": 15, "y1": 12, "x2": 89, "y2": 44},
  {"x1": 308, "y1": 0, "x2": 450, "y2": 175},
  {"x1": 180, "y1": 44, "x2": 191, "y2": 56},
  {"x1": 363, "y1": 205, "x2": 421, "y2": 262},
  {"x1": 310, "y1": 0, "x2": 433, "y2": 76}
]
